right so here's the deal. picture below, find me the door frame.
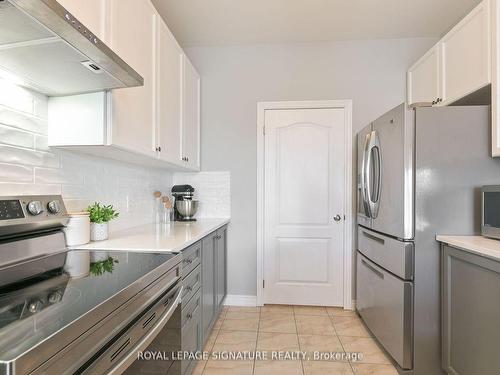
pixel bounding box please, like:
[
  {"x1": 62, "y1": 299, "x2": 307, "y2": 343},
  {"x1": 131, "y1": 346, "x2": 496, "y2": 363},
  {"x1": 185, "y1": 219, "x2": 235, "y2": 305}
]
[{"x1": 256, "y1": 100, "x2": 353, "y2": 309}]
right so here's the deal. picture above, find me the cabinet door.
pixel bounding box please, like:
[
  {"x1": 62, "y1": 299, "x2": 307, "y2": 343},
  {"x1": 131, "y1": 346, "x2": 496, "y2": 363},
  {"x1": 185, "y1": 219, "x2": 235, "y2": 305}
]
[
  {"x1": 492, "y1": 0, "x2": 500, "y2": 156},
  {"x1": 182, "y1": 291, "x2": 202, "y2": 375},
  {"x1": 442, "y1": 244, "x2": 500, "y2": 374},
  {"x1": 157, "y1": 18, "x2": 183, "y2": 165},
  {"x1": 407, "y1": 44, "x2": 440, "y2": 106},
  {"x1": 56, "y1": 0, "x2": 106, "y2": 40},
  {"x1": 181, "y1": 55, "x2": 200, "y2": 170},
  {"x1": 440, "y1": 0, "x2": 491, "y2": 105},
  {"x1": 107, "y1": 0, "x2": 157, "y2": 158},
  {"x1": 216, "y1": 226, "x2": 227, "y2": 308},
  {"x1": 201, "y1": 232, "x2": 216, "y2": 339}
]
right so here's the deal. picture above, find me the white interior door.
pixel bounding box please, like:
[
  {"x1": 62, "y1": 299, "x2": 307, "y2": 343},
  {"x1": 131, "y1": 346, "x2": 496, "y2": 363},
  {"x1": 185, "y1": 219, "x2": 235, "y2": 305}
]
[{"x1": 264, "y1": 107, "x2": 346, "y2": 306}]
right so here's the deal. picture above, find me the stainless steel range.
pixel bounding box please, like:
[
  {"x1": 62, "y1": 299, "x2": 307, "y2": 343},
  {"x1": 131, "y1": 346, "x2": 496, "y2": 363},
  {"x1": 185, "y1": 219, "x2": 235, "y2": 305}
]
[{"x1": 0, "y1": 195, "x2": 183, "y2": 375}]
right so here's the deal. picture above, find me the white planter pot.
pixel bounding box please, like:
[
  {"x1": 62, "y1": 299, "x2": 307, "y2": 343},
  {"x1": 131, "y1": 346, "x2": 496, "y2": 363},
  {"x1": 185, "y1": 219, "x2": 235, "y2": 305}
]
[
  {"x1": 90, "y1": 251, "x2": 109, "y2": 262},
  {"x1": 90, "y1": 222, "x2": 109, "y2": 241}
]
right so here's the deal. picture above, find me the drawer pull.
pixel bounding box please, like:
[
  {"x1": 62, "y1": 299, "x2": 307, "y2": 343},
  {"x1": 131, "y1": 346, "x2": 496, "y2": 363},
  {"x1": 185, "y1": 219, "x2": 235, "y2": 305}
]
[
  {"x1": 362, "y1": 230, "x2": 385, "y2": 245},
  {"x1": 361, "y1": 259, "x2": 384, "y2": 279},
  {"x1": 186, "y1": 285, "x2": 193, "y2": 292},
  {"x1": 186, "y1": 312, "x2": 193, "y2": 320},
  {"x1": 142, "y1": 312, "x2": 157, "y2": 329},
  {"x1": 184, "y1": 258, "x2": 193, "y2": 265},
  {"x1": 110, "y1": 338, "x2": 130, "y2": 362}
]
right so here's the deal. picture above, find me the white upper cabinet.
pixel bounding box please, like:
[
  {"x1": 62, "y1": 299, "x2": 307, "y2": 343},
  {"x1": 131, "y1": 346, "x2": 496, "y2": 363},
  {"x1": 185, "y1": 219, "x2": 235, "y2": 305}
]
[
  {"x1": 407, "y1": 44, "x2": 441, "y2": 106},
  {"x1": 106, "y1": 0, "x2": 157, "y2": 158},
  {"x1": 49, "y1": 1, "x2": 201, "y2": 170},
  {"x1": 56, "y1": 0, "x2": 106, "y2": 40},
  {"x1": 182, "y1": 55, "x2": 201, "y2": 171},
  {"x1": 440, "y1": 0, "x2": 491, "y2": 105},
  {"x1": 407, "y1": 0, "x2": 491, "y2": 107},
  {"x1": 157, "y1": 18, "x2": 183, "y2": 166}
]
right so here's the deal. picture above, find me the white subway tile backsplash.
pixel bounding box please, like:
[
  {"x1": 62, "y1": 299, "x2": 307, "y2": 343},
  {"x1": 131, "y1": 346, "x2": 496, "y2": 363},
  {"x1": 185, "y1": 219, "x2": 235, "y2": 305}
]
[
  {"x1": 34, "y1": 135, "x2": 49, "y2": 151},
  {"x1": 35, "y1": 167, "x2": 84, "y2": 185},
  {"x1": 0, "y1": 183, "x2": 61, "y2": 196},
  {"x1": 0, "y1": 81, "x2": 172, "y2": 232},
  {"x1": 0, "y1": 105, "x2": 47, "y2": 134},
  {"x1": 0, "y1": 163, "x2": 33, "y2": 183},
  {"x1": 0, "y1": 80, "x2": 34, "y2": 114},
  {"x1": 0, "y1": 125, "x2": 34, "y2": 148},
  {"x1": 0, "y1": 145, "x2": 60, "y2": 168},
  {"x1": 173, "y1": 171, "x2": 230, "y2": 218}
]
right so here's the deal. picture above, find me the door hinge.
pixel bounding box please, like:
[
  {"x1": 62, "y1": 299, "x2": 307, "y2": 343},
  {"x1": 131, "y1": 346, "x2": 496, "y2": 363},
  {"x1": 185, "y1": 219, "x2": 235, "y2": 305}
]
[
  {"x1": 263, "y1": 127, "x2": 266, "y2": 136},
  {"x1": 262, "y1": 280, "x2": 265, "y2": 288}
]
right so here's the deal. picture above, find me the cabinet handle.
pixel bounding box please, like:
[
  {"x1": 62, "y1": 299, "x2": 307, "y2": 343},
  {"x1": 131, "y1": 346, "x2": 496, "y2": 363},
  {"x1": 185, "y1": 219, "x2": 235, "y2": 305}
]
[{"x1": 158, "y1": 146, "x2": 161, "y2": 152}]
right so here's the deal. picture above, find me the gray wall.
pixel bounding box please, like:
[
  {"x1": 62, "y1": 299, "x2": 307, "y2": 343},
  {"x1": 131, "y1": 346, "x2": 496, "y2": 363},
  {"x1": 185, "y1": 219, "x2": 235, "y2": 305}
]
[{"x1": 185, "y1": 38, "x2": 436, "y2": 297}]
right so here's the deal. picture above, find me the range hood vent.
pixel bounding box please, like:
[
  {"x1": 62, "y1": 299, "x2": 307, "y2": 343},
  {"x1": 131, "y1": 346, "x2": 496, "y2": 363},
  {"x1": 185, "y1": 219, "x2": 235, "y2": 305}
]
[{"x1": 0, "y1": 0, "x2": 143, "y2": 96}]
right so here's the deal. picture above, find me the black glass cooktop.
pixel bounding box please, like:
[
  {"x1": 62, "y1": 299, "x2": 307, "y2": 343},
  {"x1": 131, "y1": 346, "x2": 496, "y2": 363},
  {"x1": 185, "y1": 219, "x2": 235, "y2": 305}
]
[{"x1": 0, "y1": 250, "x2": 179, "y2": 363}]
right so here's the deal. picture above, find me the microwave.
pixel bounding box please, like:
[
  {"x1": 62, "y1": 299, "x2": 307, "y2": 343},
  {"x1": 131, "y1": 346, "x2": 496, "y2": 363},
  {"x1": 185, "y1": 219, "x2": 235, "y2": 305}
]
[{"x1": 482, "y1": 186, "x2": 500, "y2": 239}]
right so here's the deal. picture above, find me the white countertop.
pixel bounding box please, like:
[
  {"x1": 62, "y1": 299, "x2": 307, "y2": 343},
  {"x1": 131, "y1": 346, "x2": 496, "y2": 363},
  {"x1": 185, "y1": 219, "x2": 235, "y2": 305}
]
[
  {"x1": 436, "y1": 235, "x2": 500, "y2": 261},
  {"x1": 71, "y1": 218, "x2": 230, "y2": 253}
]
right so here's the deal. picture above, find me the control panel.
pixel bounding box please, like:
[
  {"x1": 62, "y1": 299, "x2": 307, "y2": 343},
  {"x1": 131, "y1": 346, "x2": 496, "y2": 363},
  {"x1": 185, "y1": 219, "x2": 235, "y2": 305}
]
[
  {"x1": 0, "y1": 196, "x2": 67, "y2": 222},
  {"x1": 0, "y1": 200, "x2": 25, "y2": 221}
]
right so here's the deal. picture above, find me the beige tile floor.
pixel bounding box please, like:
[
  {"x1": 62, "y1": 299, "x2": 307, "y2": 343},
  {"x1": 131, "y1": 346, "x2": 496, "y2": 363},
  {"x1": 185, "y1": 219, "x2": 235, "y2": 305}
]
[{"x1": 192, "y1": 305, "x2": 398, "y2": 375}]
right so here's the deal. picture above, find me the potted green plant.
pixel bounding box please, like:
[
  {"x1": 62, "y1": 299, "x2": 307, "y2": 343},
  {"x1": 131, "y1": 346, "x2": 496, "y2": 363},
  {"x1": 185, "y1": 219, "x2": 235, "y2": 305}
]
[{"x1": 86, "y1": 202, "x2": 119, "y2": 241}]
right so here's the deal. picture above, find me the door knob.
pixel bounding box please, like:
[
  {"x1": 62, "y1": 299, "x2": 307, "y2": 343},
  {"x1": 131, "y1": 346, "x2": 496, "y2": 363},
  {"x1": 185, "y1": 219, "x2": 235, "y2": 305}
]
[{"x1": 333, "y1": 215, "x2": 342, "y2": 222}]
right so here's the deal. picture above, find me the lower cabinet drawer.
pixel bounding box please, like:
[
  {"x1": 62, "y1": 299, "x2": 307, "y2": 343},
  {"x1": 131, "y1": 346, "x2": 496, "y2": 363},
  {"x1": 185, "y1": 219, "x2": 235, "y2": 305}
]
[
  {"x1": 182, "y1": 241, "x2": 201, "y2": 276},
  {"x1": 182, "y1": 265, "x2": 201, "y2": 305},
  {"x1": 181, "y1": 290, "x2": 202, "y2": 375},
  {"x1": 356, "y1": 252, "x2": 413, "y2": 370}
]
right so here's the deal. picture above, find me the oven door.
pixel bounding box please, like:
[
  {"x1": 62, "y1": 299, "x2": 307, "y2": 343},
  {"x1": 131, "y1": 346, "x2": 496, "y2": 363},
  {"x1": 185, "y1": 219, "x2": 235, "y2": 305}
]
[{"x1": 82, "y1": 284, "x2": 183, "y2": 375}]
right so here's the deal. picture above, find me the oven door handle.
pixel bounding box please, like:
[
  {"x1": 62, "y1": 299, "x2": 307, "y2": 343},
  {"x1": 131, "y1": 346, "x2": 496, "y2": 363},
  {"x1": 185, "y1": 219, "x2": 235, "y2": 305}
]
[{"x1": 107, "y1": 285, "x2": 183, "y2": 375}]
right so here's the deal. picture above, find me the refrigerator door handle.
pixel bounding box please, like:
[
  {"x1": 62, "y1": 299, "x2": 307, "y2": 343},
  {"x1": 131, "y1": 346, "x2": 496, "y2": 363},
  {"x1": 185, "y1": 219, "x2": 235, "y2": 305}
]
[
  {"x1": 365, "y1": 130, "x2": 382, "y2": 218},
  {"x1": 361, "y1": 132, "x2": 371, "y2": 217},
  {"x1": 373, "y1": 130, "x2": 382, "y2": 213}
]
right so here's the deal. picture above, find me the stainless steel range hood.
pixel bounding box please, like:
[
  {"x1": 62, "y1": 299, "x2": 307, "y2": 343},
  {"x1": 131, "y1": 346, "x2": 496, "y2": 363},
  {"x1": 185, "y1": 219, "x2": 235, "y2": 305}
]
[{"x1": 0, "y1": 0, "x2": 143, "y2": 96}]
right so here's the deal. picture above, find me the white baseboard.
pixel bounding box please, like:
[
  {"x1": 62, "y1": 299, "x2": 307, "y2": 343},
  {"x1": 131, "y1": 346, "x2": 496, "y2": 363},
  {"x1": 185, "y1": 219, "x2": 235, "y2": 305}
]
[{"x1": 223, "y1": 294, "x2": 257, "y2": 307}]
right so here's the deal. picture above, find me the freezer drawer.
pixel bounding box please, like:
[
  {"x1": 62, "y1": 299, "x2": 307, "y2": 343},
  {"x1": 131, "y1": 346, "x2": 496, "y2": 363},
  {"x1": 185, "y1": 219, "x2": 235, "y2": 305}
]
[
  {"x1": 357, "y1": 226, "x2": 414, "y2": 280},
  {"x1": 356, "y1": 252, "x2": 413, "y2": 370}
]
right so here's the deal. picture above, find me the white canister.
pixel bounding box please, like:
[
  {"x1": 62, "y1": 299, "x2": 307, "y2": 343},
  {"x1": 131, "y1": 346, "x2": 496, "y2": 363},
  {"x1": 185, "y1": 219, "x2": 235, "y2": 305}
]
[
  {"x1": 64, "y1": 212, "x2": 91, "y2": 246},
  {"x1": 90, "y1": 222, "x2": 109, "y2": 241}
]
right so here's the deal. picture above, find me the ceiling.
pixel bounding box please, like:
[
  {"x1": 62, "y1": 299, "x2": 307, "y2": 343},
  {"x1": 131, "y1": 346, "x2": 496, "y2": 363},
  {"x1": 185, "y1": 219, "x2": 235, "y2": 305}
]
[{"x1": 152, "y1": 0, "x2": 481, "y2": 47}]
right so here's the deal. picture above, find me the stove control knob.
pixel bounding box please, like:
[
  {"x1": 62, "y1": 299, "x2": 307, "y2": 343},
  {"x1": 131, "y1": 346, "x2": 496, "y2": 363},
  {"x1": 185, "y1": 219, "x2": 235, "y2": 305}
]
[
  {"x1": 28, "y1": 299, "x2": 42, "y2": 314},
  {"x1": 47, "y1": 200, "x2": 61, "y2": 214},
  {"x1": 48, "y1": 291, "x2": 62, "y2": 304},
  {"x1": 27, "y1": 201, "x2": 44, "y2": 216}
]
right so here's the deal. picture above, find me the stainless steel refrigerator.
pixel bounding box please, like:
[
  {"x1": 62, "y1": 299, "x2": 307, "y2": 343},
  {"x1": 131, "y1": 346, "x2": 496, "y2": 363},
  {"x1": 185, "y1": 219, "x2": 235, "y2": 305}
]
[{"x1": 356, "y1": 103, "x2": 500, "y2": 374}]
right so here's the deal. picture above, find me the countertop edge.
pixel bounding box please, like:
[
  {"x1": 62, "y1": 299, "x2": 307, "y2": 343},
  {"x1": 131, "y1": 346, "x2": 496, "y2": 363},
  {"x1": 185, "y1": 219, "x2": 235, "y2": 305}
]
[
  {"x1": 436, "y1": 235, "x2": 500, "y2": 262},
  {"x1": 70, "y1": 218, "x2": 230, "y2": 253}
]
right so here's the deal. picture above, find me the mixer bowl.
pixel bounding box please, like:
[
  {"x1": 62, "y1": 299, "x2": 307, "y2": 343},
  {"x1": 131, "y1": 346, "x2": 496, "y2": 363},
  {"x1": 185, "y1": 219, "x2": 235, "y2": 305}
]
[{"x1": 175, "y1": 200, "x2": 199, "y2": 219}]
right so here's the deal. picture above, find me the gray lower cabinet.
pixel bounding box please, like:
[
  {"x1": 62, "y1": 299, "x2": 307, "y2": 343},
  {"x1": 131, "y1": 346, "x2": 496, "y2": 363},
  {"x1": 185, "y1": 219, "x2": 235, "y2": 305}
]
[
  {"x1": 201, "y1": 231, "x2": 217, "y2": 340},
  {"x1": 181, "y1": 225, "x2": 228, "y2": 375},
  {"x1": 181, "y1": 243, "x2": 203, "y2": 375},
  {"x1": 201, "y1": 226, "x2": 228, "y2": 343},
  {"x1": 181, "y1": 290, "x2": 202, "y2": 375},
  {"x1": 216, "y1": 226, "x2": 227, "y2": 308},
  {"x1": 442, "y1": 244, "x2": 500, "y2": 375}
]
